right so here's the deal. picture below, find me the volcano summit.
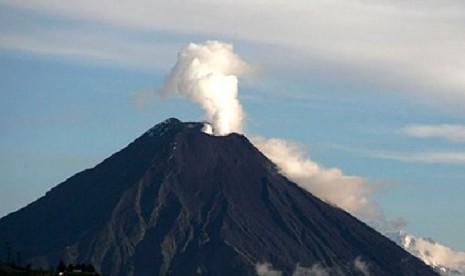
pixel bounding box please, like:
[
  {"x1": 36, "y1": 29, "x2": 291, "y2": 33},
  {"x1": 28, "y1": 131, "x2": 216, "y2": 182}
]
[{"x1": 0, "y1": 118, "x2": 437, "y2": 275}]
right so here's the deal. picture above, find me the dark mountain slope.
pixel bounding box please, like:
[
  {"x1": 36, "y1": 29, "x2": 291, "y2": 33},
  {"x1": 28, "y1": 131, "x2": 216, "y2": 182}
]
[{"x1": 0, "y1": 118, "x2": 437, "y2": 275}]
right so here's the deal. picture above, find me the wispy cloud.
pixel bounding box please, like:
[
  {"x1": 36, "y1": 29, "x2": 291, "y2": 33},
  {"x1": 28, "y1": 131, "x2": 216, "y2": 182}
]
[
  {"x1": 330, "y1": 140, "x2": 465, "y2": 165},
  {"x1": 372, "y1": 151, "x2": 465, "y2": 164},
  {"x1": 0, "y1": 22, "x2": 183, "y2": 70},
  {"x1": 402, "y1": 124, "x2": 465, "y2": 143},
  {"x1": 2, "y1": 0, "x2": 465, "y2": 108}
]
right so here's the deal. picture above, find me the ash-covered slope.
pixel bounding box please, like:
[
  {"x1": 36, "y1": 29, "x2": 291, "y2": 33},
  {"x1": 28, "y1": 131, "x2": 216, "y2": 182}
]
[{"x1": 0, "y1": 118, "x2": 437, "y2": 275}]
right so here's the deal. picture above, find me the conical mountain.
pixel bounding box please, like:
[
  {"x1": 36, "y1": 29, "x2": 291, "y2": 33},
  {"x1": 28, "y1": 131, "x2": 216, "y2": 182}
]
[{"x1": 0, "y1": 118, "x2": 437, "y2": 275}]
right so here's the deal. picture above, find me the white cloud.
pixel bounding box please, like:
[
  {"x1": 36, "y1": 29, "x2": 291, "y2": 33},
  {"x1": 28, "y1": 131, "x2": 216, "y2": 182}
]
[
  {"x1": 389, "y1": 231, "x2": 465, "y2": 274},
  {"x1": 402, "y1": 125, "x2": 465, "y2": 143},
  {"x1": 354, "y1": 257, "x2": 370, "y2": 276},
  {"x1": 292, "y1": 263, "x2": 330, "y2": 276},
  {"x1": 253, "y1": 137, "x2": 381, "y2": 221},
  {"x1": 2, "y1": 0, "x2": 465, "y2": 107},
  {"x1": 255, "y1": 262, "x2": 338, "y2": 276},
  {"x1": 290, "y1": 258, "x2": 370, "y2": 276},
  {"x1": 372, "y1": 151, "x2": 465, "y2": 164},
  {"x1": 256, "y1": 263, "x2": 282, "y2": 276}
]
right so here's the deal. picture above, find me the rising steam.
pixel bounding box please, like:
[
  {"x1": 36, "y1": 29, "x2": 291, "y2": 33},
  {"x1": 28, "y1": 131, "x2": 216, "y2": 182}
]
[
  {"x1": 162, "y1": 40, "x2": 382, "y2": 222},
  {"x1": 161, "y1": 40, "x2": 249, "y2": 135}
]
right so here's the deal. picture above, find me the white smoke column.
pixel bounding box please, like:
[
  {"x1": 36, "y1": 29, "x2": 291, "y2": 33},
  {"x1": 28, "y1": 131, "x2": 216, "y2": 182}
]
[{"x1": 162, "y1": 40, "x2": 249, "y2": 135}]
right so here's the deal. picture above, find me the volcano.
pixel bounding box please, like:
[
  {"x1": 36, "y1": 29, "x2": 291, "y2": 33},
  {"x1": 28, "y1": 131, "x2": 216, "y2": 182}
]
[{"x1": 0, "y1": 118, "x2": 437, "y2": 275}]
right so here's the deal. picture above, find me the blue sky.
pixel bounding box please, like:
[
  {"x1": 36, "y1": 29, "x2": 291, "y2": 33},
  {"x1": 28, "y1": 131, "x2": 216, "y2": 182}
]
[{"x1": 1, "y1": 1, "x2": 465, "y2": 251}]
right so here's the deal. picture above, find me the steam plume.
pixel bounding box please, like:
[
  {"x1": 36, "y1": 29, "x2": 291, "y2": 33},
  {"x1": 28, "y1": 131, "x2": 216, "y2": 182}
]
[{"x1": 161, "y1": 40, "x2": 249, "y2": 135}]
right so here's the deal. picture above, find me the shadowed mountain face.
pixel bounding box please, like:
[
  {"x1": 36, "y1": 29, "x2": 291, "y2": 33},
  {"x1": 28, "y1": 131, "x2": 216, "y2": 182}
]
[{"x1": 0, "y1": 118, "x2": 437, "y2": 275}]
